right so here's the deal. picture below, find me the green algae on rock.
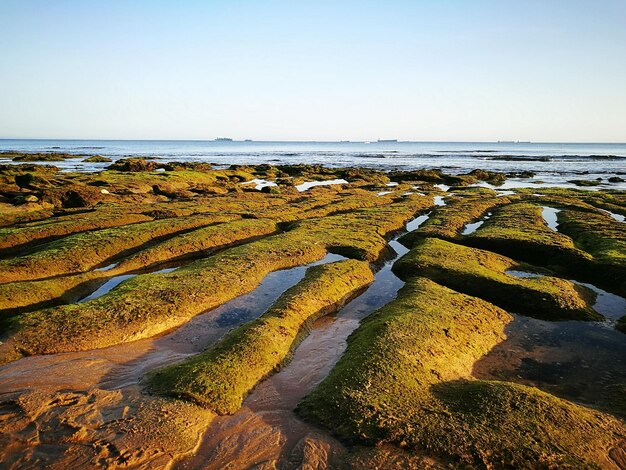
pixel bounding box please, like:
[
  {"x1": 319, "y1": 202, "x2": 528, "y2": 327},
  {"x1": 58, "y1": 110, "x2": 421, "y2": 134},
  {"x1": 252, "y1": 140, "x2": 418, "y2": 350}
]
[
  {"x1": 464, "y1": 202, "x2": 590, "y2": 267},
  {"x1": 465, "y1": 200, "x2": 626, "y2": 296},
  {"x1": 393, "y1": 237, "x2": 601, "y2": 321},
  {"x1": 0, "y1": 192, "x2": 428, "y2": 316},
  {"x1": 557, "y1": 209, "x2": 626, "y2": 295},
  {"x1": 0, "y1": 199, "x2": 427, "y2": 362},
  {"x1": 0, "y1": 218, "x2": 282, "y2": 315},
  {"x1": 298, "y1": 277, "x2": 625, "y2": 468},
  {"x1": 82, "y1": 155, "x2": 113, "y2": 163},
  {"x1": 0, "y1": 213, "x2": 237, "y2": 283},
  {"x1": 0, "y1": 163, "x2": 625, "y2": 468},
  {"x1": 113, "y1": 218, "x2": 280, "y2": 272},
  {"x1": 0, "y1": 236, "x2": 327, "y2": 362},
  {"x1": 294, "y1": 197, "x2": 433, "y2": 262},
  {"x1": 8, "y1": 152, "x2": 83, "y2": 162},
  {"x1": 148, "y1": 259, "x2": 374, "y2": 414},
  {"x1": 399, "y1": 193, "x2": 509, "y2": 247},
  {"x1": 0, "y1": 211, "x2": 154, "y2": 253},
  {"x1": 387, "y1": 168, "x2": 507, "y2": 187}
]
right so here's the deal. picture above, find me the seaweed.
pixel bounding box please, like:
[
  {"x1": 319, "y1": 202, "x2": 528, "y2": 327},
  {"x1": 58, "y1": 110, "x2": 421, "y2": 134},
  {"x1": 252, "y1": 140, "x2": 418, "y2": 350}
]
[
  {"x1": 298, "y1": 278, "x2": 625, "y2": 468},
  {"x1": 393, "y1": 237, "x2": 600, "y2": 321},
  {"x1": 148, "y1": 259, "x2": 374, "y2": 413}
]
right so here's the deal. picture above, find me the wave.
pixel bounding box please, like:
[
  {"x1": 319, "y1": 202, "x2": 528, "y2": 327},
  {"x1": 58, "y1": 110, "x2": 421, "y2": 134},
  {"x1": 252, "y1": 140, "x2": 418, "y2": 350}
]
[
  {"x1": 481, "y1": 154, "x2": 625, "y2": 162},
  {"x1": 442, "y1": 150, "x2": 500, "y2": 153}
]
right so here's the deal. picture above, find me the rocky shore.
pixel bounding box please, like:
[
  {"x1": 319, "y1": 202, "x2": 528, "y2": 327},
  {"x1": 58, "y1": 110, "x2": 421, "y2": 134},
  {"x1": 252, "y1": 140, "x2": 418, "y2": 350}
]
[{"x1": 0, "y1": 158, "x2": 625, "y2": 468}]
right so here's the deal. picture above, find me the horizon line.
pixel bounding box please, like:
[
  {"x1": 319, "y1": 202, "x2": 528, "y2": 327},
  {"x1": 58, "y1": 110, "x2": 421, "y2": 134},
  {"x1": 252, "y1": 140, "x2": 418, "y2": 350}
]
[{"x1": 1, "y1": 137, "x2": 626, "y2": 145}]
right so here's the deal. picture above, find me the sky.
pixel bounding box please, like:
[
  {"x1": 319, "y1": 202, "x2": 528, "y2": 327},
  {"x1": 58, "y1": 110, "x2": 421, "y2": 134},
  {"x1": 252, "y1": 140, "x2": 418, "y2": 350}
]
[{"x1": 1, "y1": 0, "x2": 625, "y2": 142}]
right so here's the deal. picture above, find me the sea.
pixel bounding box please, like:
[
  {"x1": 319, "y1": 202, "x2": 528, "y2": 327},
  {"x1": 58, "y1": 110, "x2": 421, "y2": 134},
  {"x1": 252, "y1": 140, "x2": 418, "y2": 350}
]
[{"x1": 1, "y1": 140, "x2": 625, "y2": 189}]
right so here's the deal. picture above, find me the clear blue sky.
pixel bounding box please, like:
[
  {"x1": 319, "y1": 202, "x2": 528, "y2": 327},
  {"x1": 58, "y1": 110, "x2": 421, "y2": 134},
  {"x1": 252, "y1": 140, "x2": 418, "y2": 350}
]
[{"x1": 1, "y1": 0, "x2": 625, "y2": 141}]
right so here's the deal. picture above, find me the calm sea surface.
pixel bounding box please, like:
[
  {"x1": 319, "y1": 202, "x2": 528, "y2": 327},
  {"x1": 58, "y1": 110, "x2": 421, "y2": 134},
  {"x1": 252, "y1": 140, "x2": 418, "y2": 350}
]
[{"x1": 1, "y1": 140, "x2": 625, "y2": 188}]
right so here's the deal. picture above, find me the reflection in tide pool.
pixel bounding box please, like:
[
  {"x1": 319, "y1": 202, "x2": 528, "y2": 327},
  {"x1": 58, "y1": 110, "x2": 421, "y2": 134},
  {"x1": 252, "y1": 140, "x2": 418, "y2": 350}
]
[
  {"x1": 474, "y1": 314, "x2": 626, "y2": 416},
  {"x1": 79, "y1": 267, "x2": 178, "y2": 303},
  {"x1": 174, "y1": 213, "x2": 425, "y2": 470},
  {"x1": 479, "y1": 269, "x2": 626, "y2": 413},
  {"x1": 462, "y1": 211, "x2": 492, "y2": 235},
  {"x1": 541, "y1": 206, "x2": 561, "y2": 231},
  {"x1": 296, "y1": 179, "x2": 348, "y2": 192},
  {"x1": 240, "y1": 179, "x2": 277, "y2": 190}
]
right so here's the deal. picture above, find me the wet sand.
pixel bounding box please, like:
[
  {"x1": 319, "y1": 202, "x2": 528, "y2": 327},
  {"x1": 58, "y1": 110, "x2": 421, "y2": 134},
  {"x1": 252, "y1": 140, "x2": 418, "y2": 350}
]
[{"x1": 0, "y1": 254, "x2": 349, "y2": 468}]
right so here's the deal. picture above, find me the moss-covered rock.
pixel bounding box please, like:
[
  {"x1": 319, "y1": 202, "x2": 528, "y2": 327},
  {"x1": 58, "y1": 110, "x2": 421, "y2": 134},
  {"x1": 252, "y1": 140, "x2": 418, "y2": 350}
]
[
  {"x1": 115, "y1": 218, "x2": 279, "y2": 272},
  {"x1": 559, "y1": 210, "x2": 626, "y2": 268},
  {"x1": 148, "y1": 259, "x2": 374, "y2": 413},
  {"x1": 465, "y1": 202, "x2": 591, "y2": 268},
  {"x1": 257, "y1": 188, "x2": 402, "y2": 223},
  {"x1": 107, "y1": 158, "x2": 159, "y2": 172},
  {"x1": 294, "y1": 197, "x2": 431, "y2": 262},
  {"x1": 39, "y1": 184, "x2": 115, "y2": 208},
  {"x1": 0, "y1": 213, "x2": 235, "y2": 283},
  {"x1": 465, "y1": 202, "x2": 626, "y2": 296},
  {"x1": 0, "y1": 163, "x2": 624, "y2": 467},
  {"x1": 568, "y1": 178, "x2": 602, "y2": 186},
  {"x1": 467, "y1": 168, "x2": 507, "y2": 185},
  {"x1": 518, "y1": 187, "x2": 626, "y2": 218},
  {"x1": 13, "y1": 173, "x2": 55, "y2": 190},
  {"x1": 399, "y1": 193, "x2": 509, "y2": 246},
  {"x1": 0, "y1": 193, "x2": 427, "y2": 315},
  {"x1": 557, "y1": 209, "x2": 626, "y2": 295},
  {"x1": 393, "y1": 237, "x2": 600, "y2": 321},
  {"x1": 8, "y1": 152, "x2": 82, "y2": 162},
  {"x1": 0, "y1": 199, "x2": 426, "y2": 362},
  {"x1": 0, "y1": 237, "x2": 327, "y2": 362},
  {"x1": 0, "y1": 163, "x2": 60, "y2": 175},
  {"x1": 298, "y1": 278, "x2": 625, "y2": 468},
  {"x1": 0, "y1": 218, "x2": 282, "y2": 315},
  {"x1": 0, "y1": 211, "x2": 154, "y2": 253},
  {"x1": 388, "y1": 168, "x2": 482, "y2": 187},
  {"x1": 82, "y1": 155, "x2": 113, "y2": 163},
  {"x1": 72, "y1": 168, "x2": 255, "y2": 199},
  {"x1": 0, "y1": 202, "x2": 55, "y2": 228}
]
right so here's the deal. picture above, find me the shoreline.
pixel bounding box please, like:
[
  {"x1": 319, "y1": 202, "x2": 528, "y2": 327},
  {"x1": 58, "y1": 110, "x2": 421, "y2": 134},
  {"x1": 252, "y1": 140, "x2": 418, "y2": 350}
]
[{"x1": 1, "y1": 145, "x2": 626, "y2": 191}]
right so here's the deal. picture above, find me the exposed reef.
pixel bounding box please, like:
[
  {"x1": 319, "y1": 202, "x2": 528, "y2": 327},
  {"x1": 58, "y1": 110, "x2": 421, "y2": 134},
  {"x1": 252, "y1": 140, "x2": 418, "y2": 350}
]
[
  {"x1": 148, "y1": 259, "x2": 374, "y2": 413},
  {"x1": 0, "y1": 162, "x2": 624, "y2": 469},
  {"x1": 298, "y1": 278, "x2": 625, "y2": 468},
  {"x1": 393, "y1": 237, "x2": 600, "y2": 321}
]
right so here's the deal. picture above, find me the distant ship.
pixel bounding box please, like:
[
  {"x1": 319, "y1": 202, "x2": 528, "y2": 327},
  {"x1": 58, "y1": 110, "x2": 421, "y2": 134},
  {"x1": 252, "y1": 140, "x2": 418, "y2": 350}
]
[
  {"x1": 377, "y1": 139, "x2": 398, "y2": 143},
  {"x1": 214, "y1": 137, "x2": 233, "y2": 142}
]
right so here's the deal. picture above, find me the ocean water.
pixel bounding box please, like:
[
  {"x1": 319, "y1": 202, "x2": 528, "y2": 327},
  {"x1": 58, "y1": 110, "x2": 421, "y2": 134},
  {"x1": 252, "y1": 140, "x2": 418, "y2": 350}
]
[{"x1": 1, "y1": 139, "x2": 625, "y2": 188}]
